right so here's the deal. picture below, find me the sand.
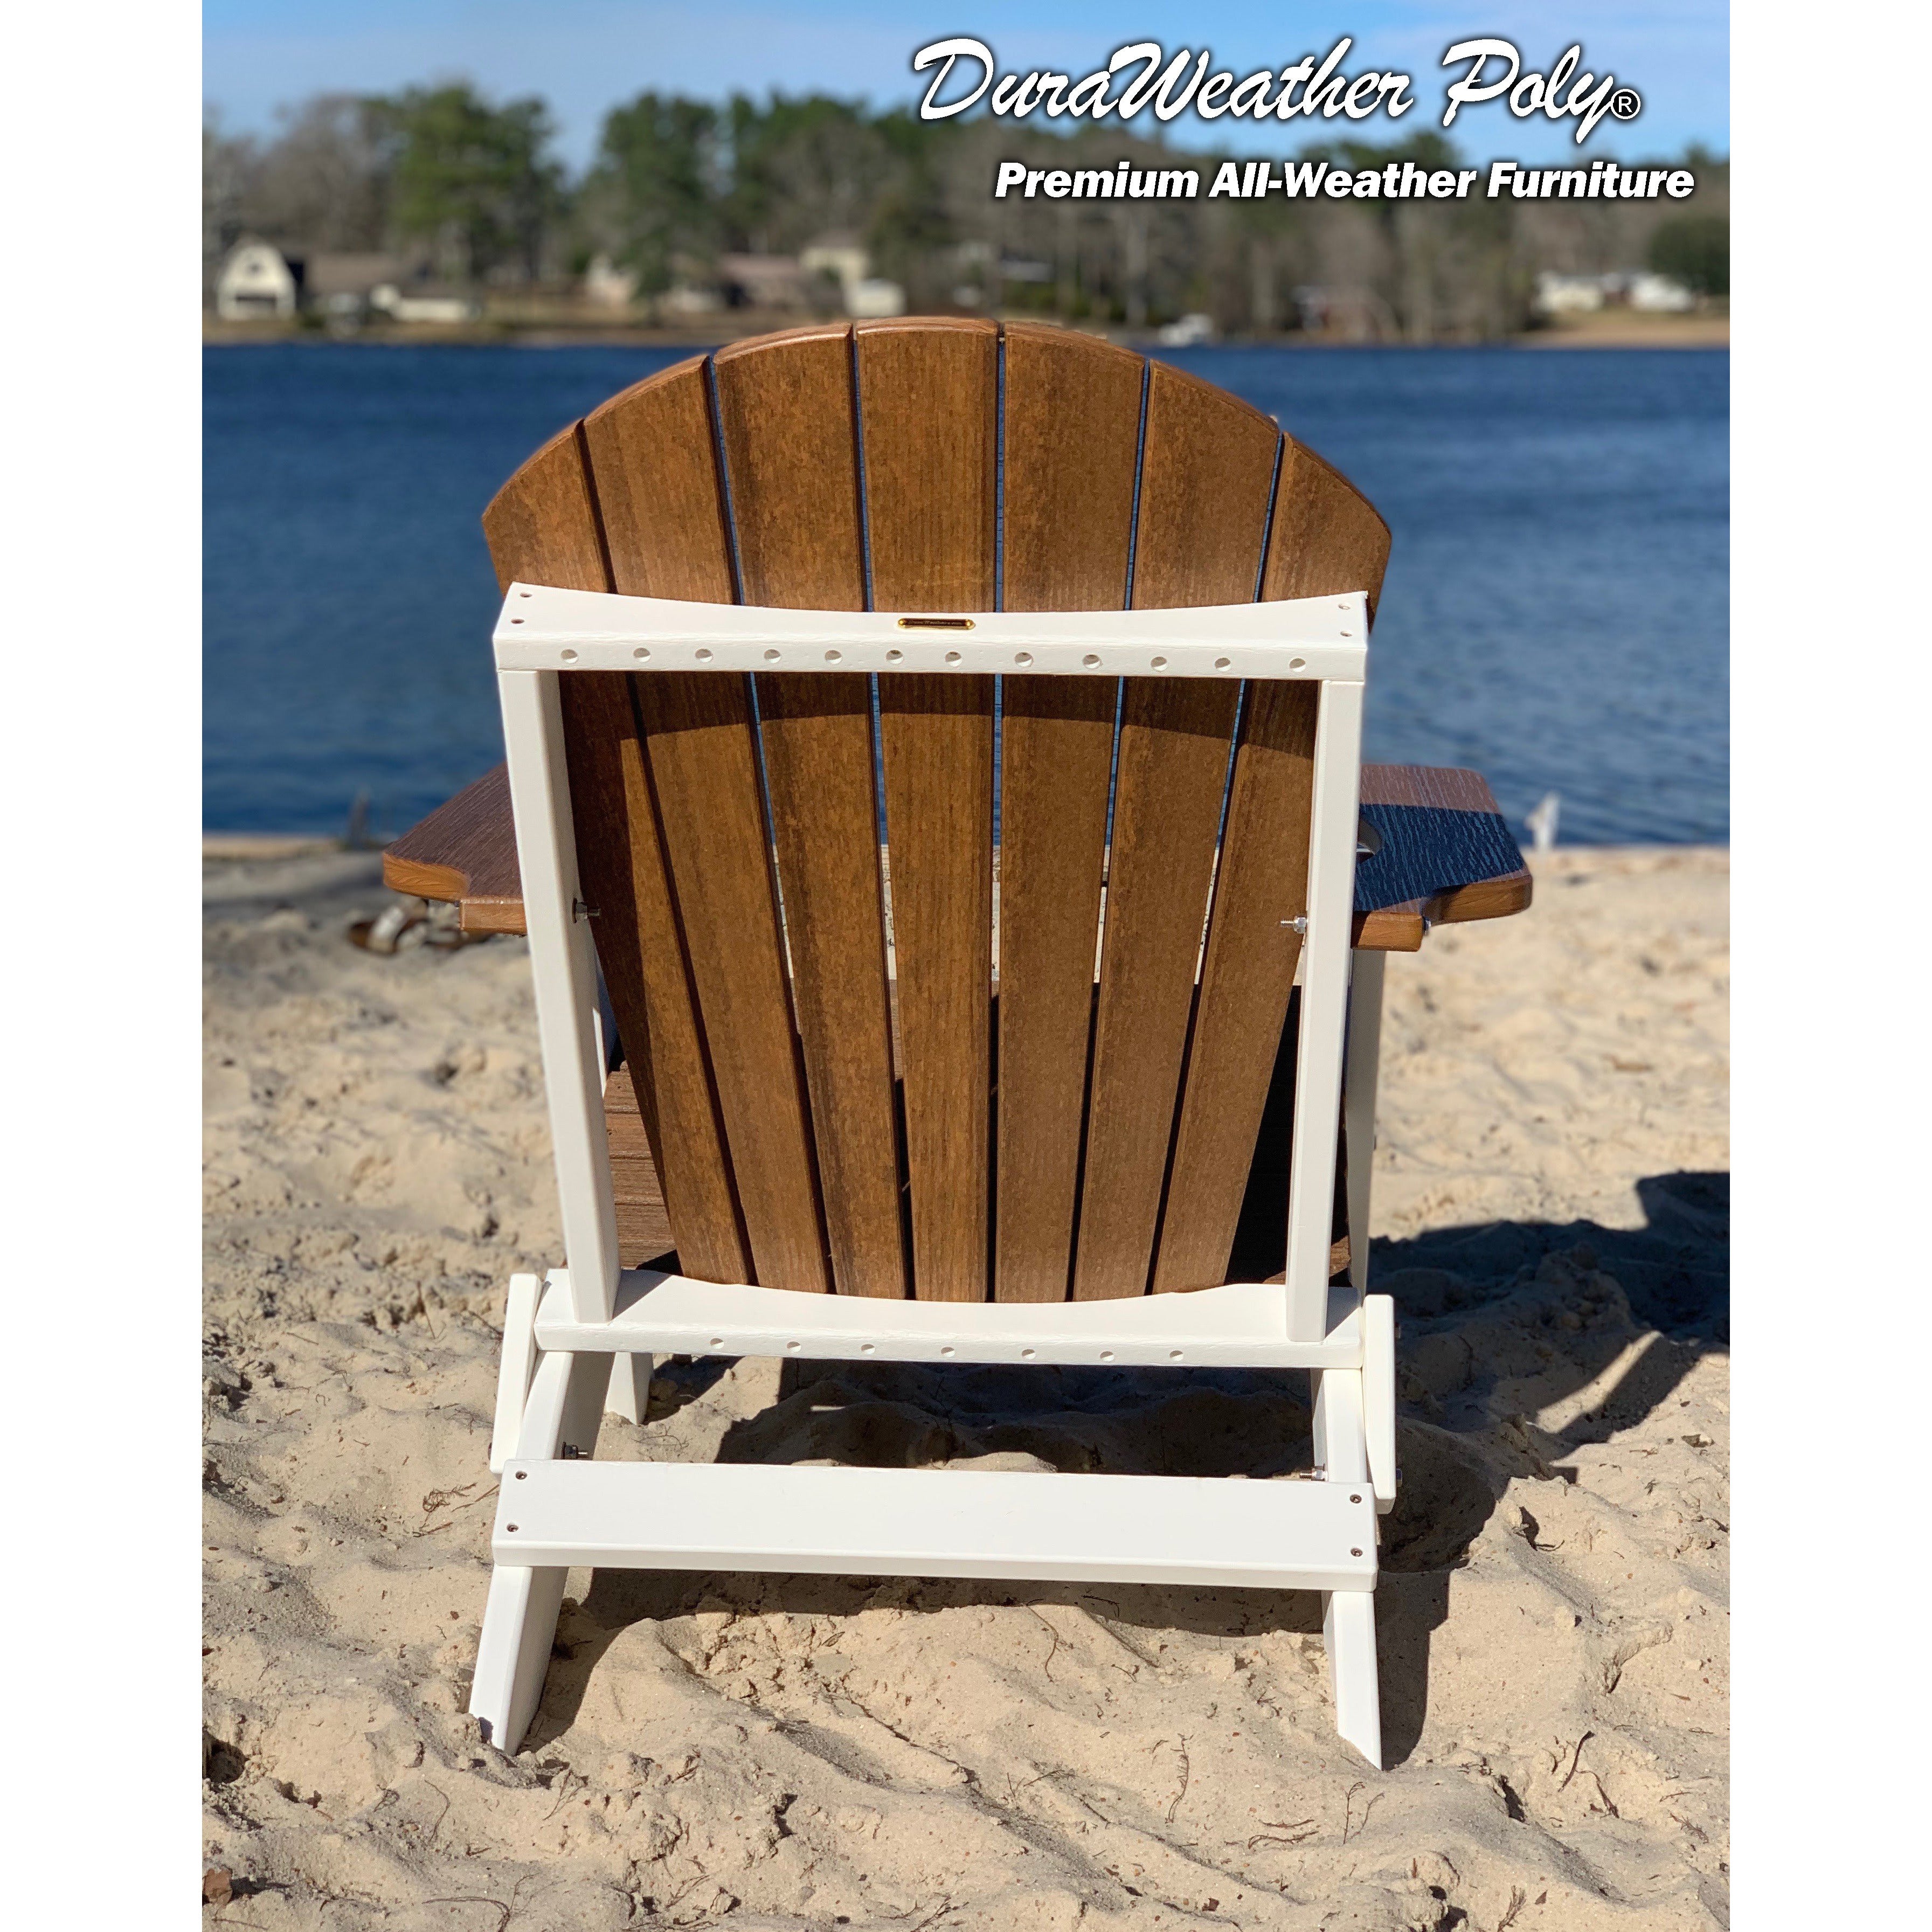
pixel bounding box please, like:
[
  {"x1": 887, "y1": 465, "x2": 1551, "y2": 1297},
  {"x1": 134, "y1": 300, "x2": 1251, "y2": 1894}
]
[{"x1": 203, "y1": 844, "x2": 1728, "y2": 1930}]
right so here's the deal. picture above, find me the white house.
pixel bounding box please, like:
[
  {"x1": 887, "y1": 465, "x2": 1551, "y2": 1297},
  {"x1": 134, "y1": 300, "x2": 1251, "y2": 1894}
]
[
  {"x1": 368, "y1": 283, "x2": 482, "y2": 324},
  {"x1": 800, "y1": 236, "x2": 906, "y2": 319},
  {"x1": 1626, "y1": 272, "x2": 1695, "y2": 314},
  {"x1": 1534, "y1": 271, "x2": 1609, "y2": 316},
  {"x1": 717, "y1": 253, "x2": 819, "y2": 309},
  {"x1": 216, "y1": 241, "x2": 299, "y2": 320},
  {"x1": 583, "y1": 254, "x2": 640, "y2": 309}
]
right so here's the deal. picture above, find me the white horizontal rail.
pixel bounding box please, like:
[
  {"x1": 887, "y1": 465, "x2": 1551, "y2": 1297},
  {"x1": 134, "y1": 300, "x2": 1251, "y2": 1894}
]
[
  {"x1": 493, "y1": 1460, "x2": 1380, "y2": 1591},
  {"x1": 494, "y1": 583, "x2": 1369, "y2": 682},
  {"x1": 532, "y1": 1270, "x2": 1366, "y2": 1368}
]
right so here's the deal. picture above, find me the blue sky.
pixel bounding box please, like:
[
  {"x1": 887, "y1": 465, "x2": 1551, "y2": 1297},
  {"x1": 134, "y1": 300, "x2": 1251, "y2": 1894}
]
[{"x1": 204, "y1": 2, "x2": 1728, "y2": 169}]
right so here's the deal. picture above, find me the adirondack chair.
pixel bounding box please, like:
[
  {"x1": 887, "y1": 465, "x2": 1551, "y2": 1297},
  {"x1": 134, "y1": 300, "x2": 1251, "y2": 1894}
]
[{"x1": 384, "y1": 320, "x2": 1532, "y2": 1769}]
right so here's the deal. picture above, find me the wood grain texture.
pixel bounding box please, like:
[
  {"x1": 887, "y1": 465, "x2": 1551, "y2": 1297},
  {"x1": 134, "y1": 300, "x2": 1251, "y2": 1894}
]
[
  {"x1": 605, "y1": 1062, "x2": 676, "y2": 1267},
  {"x1": 1131, "y1": 359, "x2": 1282, "y2": 608},
  {"x1": 1151, "y1": 680, "x2": 1319, "y2": 1293},
  {"x1": 1000, "y1": 323, "x2": 1145, "y2": 611},
  {"x1": 855, "y1": 317, "x2": 998, "y2": 610},
  {"x1": 382, "y1": 764, "x2": 524, "y2": 933},
  {"x1": 1351, "y1": 764, "x2": 1533, "y2": 947},
  {"x1": 1359, "y1": 765, "x2": 1502, "y2": 812},
  {"x1": 994, "y1": 677, "x2": 1116, "y2": 1301},
  {"x1": 581, "y1": 356, "x2": 735, "y2": 603},
  {"x1": 758, "y1": 673, "x2": 906, "y2": 1298},
  {"x1": 1261, "y1": 438, "x2": 1392, "y2": 620},
  {"x1": 1070, "y1": 677, "x2": 1241, "y2": 1300},
  {"x1": 638, "y1": 672, "x2": 832, "y2": 1293},
  {"x1": 712, "y1": 324, "x2": 865, "y2": 610},
  {"x1": 878, "y1": 674, "x2": 995, "y2": 1301},
  {"x1": 481, "y1": 419, "x2": 610, "y2": 597}
]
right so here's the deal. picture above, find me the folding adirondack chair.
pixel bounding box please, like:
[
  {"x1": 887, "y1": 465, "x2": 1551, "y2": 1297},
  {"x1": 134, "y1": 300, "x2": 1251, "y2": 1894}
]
[{"x1": 383, "y1": 320, "x2": 1532, "y2": 1769}]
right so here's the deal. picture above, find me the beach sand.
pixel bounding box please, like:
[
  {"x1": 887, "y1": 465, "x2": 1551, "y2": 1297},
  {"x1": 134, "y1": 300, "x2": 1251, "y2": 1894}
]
[{"x1": 203, "y1": 845, "x2": 1728, "y2": 1929}]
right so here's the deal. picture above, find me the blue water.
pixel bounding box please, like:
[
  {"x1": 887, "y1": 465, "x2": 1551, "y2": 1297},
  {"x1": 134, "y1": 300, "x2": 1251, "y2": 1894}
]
[{"x1": 204, "y1": 343, "x2": 1728, "y2": 844}]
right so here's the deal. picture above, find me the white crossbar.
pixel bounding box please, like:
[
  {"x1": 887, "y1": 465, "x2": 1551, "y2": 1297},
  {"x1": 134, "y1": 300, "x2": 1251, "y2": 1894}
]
[
  {"x1": 531, "y1": 1270, "x2": 1367, "y2": 1368},
  {"x1": 494, "y1": 583, "x2": 1369, "y2": 682},
  {"x1": 494, "y1": 1460, "x2": 1380, "y2": 1592}
]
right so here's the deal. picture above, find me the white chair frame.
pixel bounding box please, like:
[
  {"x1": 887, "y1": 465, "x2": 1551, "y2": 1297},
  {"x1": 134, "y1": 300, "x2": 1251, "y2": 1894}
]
[{"x1": 470, "y1": 583, "x2": 1398, "y2": 1765}]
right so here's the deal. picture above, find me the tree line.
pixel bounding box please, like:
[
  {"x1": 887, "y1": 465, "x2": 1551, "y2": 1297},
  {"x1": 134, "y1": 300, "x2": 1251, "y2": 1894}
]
[{"x1": 203, "y1": 82, "x2": 1728, "y2": 337}]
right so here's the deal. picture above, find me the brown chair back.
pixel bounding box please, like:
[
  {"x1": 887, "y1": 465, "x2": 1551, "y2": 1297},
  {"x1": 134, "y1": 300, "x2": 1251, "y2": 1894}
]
[{"x1": 482, "y1": 320, "x2": 1389, "y2": 1301}]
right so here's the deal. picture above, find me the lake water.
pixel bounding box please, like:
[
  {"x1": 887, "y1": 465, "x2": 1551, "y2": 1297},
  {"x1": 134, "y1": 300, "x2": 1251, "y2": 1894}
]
[{"x1": 204, "y1": 343, "x2": 1728, "y2": 845}]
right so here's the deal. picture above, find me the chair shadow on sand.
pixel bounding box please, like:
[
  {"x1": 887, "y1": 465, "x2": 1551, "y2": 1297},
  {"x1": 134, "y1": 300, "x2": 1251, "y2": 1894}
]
[{"x1": 533, "y1": 1171, "x2": 1726, "y2": 1769}]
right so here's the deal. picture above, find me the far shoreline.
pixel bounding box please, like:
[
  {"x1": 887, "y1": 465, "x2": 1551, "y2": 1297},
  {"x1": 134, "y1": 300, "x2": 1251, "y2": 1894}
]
[{"x1": 202, "y1": 312, "x2": 1729, "y2": 353}]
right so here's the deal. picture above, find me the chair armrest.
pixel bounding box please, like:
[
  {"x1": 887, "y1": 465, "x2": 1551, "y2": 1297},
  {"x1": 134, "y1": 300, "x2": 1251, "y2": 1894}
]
[
  {"x1": 383, "y1": 760, "x2": 1532, "y2": 951},
  {"x1": 1351, "y1": 765, "x2": 1532, "y2": 952},
  {"x1": 383, "y1": 764, "x2": 528, "y2": 934}
]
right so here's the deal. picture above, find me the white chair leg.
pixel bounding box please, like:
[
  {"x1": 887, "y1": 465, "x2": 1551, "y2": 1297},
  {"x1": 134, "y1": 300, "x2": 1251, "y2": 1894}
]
[
  {"x1": 1324, "y1": 1588, "x2": 1384, "y2": 1769},
  {"x1": 1312, "y1": 1364, "x2": 1384, "y2": 1767},
  {"x1": 470, "y1": 1348, "x2": 606, "y2": 1754},
  {"x1": 488, "y1": 1274, "x2": 541, "y2": 1476},
  {"x1": 1344, "y1": 948, "x2": 1385, "y2": 1293},
  {"x1": 472, "y1": 1560, "x2": 570, "y2": 1754},
  {"x1": 603, "y1": 1352, "x2": 653, "y2": 1423}
]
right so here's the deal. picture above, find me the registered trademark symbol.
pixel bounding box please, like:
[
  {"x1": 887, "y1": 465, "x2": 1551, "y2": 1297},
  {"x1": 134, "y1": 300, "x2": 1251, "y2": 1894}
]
[{"x1": 1609, "y1": 87, "x2": 1642, "y2": 121}]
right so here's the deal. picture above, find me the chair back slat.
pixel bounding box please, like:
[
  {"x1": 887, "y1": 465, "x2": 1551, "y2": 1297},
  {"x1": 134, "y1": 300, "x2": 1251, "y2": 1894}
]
[
  {"x1": 709, "y1": 326, "x2": 896, "y2": 1296},
  {"x1": 1132, "y1": 361, "x2": 1282, "y2": 607},
  {"x1": 856, "y1": 317, "x2": 999, "y2": 608},
  {"x1": 633, "y1": 671, "x2": 832, "y2": 1291},
  {"x1": 844, "y1": 321, "x2": 1002, "y2": 1300},
  {"x1": 582, "y1": 354, "x2": 736, "y2": 602},
  {"x1": 993, "y1": 676, "x2": 1114, "y2": 1301},
  {"x1": 1151, "y1": 679, "x2": 1320, "y2": 1291},
  {"x1": 558, "y1": 669, "x2": 754, "y2": 1284},
  {"x1": 758, "y1": 672, "x2": 905, "y2": 1299},
  {"x1": 481, "y1": 418, "x2": 750, "y2": 1281},
  {"x1": 483, "y1": 323, "x2": 1392, "y2": 1304},
  {"x1": 991, "y1": 328, "x2": 1142, "y2": 1301},
  {"x1": 877, "y1": 673, "x2": 995, "y2": 1299},
  {"x1": 714, "y1": 324, "x2": 867, "y2": 608},
  {"x1": 1070, "y1": 679, "x2": 1241, "y2": 1299},
  {"x1": 480, "y1": 420, "x2": 609, "y2": 594},
  {"x1": 1263, "y1": 440, "x2": 1393, "y2": 618},
  {"x1": 573, "y1": 362, "x2": 754, "y2": 1281},
  {"x1": 1067, "y1": 364, "x2": 1283, "y2": 1299},
  {"x1": 1002, "y1": 323, "x2": 1144, "y2": 611}
]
